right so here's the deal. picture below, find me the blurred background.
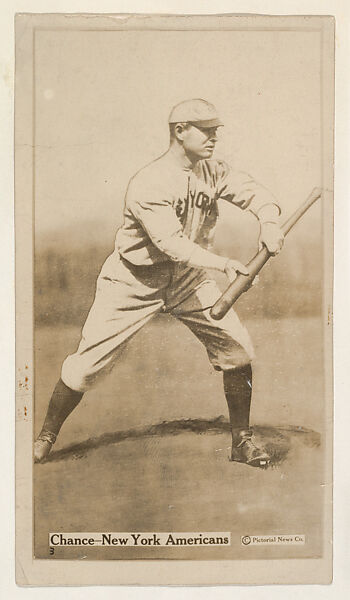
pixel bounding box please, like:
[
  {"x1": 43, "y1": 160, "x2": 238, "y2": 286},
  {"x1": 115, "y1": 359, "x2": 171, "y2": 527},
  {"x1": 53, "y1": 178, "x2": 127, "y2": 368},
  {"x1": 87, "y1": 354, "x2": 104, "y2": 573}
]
[{"x1": 33, "y1": 29, "x2": 323, "y2": 325}]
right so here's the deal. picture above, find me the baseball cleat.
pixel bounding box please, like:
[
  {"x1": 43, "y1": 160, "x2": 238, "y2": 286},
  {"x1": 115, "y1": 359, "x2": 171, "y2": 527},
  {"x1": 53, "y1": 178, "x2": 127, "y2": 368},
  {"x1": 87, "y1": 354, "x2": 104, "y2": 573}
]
[
  {"x1": 34, "y1": 431, "x2": 56, "y2": 463},
  {"x1": 230, "y1": 429, "x2": 271, "y2": 468}
]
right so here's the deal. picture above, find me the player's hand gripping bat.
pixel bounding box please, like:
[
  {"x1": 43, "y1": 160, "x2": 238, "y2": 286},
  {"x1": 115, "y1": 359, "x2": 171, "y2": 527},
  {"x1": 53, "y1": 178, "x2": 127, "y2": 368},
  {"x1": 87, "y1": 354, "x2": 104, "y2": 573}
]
[{"x1": 209, "y1": 187, "x2": 322, "y2": 320}]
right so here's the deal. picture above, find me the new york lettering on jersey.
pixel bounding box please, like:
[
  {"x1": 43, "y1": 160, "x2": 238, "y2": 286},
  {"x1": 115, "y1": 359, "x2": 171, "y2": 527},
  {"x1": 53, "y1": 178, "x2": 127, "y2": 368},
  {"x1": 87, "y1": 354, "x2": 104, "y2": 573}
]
[{"x1": 173, "y1": 169, "x2": 219, "y2": 245}]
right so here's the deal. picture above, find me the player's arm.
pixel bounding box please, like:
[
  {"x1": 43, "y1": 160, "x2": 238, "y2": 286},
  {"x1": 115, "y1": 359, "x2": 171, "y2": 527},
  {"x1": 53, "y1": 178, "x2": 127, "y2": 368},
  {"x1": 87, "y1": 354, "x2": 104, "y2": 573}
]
[
  {"x1": 128, "y1": 179, "x2": 247, "y2": 278},
  {"x1": 216, "y1": 162, "x2": 284, "y2": 255}
]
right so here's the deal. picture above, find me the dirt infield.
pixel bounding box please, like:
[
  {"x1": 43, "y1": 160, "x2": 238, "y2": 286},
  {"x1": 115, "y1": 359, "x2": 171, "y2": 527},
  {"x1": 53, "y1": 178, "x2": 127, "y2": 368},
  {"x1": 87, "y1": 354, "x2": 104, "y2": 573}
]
[{"x1": 34, "y1": 315, "x2": 324, "y2": 560}]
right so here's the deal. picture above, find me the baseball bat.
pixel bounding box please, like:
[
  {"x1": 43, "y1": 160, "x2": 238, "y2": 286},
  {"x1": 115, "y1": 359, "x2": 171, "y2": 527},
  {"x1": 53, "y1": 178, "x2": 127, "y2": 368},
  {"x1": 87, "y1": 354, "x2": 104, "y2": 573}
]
[{"x1": 209, "y1": 187, "x2": 322, "y2": 320}]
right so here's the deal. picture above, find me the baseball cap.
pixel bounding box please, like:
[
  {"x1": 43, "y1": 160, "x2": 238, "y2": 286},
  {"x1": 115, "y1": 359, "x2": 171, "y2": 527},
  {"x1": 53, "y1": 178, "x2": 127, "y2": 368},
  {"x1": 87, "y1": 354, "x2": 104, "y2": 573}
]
[{"x1": 168, "y1": 99, "x2": 223, "y2": 128}]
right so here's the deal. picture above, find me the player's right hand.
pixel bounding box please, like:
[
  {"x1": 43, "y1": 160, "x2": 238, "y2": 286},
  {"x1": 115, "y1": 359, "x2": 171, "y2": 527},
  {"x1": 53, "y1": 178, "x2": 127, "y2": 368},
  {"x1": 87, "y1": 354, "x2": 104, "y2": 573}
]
[{"x1": 224, "y1": 259, "x2": 249, "y2": 283}]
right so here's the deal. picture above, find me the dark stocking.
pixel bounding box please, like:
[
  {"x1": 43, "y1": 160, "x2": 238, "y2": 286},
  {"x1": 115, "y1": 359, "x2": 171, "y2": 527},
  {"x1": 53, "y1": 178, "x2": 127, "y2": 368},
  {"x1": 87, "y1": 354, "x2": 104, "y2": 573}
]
[
  {"x1": 38, "y1": 378, "x2": 83, "y2": 441},
  {"x1": 223, "y1": 364, "x2": 252, "y2": 446}
]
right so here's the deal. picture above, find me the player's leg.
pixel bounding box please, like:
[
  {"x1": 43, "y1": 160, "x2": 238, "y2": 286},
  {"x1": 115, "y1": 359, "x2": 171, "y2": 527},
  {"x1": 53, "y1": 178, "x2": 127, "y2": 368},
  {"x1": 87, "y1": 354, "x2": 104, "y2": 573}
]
[
  {"x1": 170, "y1": 276, "x2": 270, "y2": 467},
  {"x1": 34, "y1": 255, "x2": 168, "y2": 462},
  {"x1": 223, "y1": 363, "x2": 252, "y2": 442},
  {"x1": 222, "y1": 365, "x2": 270, "y2": 467},
  {"x1": 34, "y1": 380, "x2": 83, "y2": 462}
]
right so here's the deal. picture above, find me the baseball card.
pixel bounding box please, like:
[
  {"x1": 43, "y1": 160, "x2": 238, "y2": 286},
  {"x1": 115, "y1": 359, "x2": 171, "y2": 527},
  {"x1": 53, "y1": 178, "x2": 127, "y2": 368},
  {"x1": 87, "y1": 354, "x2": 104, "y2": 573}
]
[{"x1": 15, "y1": 12, "x2": 334, "y2": 585}]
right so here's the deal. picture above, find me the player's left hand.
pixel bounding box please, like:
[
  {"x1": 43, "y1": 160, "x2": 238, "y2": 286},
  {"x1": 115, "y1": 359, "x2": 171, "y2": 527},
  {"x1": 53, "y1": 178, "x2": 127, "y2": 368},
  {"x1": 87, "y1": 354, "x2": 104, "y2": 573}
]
[{"x1": 259, "y1": 222, "x2": 284, "y2": 255}]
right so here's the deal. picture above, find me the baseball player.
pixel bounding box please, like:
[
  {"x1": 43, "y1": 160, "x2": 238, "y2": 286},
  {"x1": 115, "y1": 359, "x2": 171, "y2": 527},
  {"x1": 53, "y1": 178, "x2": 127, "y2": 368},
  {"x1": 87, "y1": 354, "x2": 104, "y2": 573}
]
[{"x1": 34, "y1": 99, "x2": 284, "y2": 467}]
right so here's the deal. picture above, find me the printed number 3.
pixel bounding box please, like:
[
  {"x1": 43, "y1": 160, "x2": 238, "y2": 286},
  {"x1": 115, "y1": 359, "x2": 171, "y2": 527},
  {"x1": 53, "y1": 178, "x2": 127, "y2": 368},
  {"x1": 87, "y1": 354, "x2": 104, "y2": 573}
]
[{"x1": 50, "y1": 547, "x2": 54, "y2": 555}]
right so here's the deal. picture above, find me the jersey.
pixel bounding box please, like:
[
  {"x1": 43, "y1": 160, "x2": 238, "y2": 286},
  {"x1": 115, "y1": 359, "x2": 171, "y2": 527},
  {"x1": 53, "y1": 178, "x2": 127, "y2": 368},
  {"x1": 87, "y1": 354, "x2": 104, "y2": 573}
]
[{"x1": 115, "y1": 151, "x2": 280, "y2": 268}]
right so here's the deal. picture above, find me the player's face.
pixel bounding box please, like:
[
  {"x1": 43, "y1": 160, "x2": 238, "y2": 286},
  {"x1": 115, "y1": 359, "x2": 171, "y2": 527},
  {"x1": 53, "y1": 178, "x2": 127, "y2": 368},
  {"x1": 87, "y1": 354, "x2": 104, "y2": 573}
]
[{"x1": 182, "y1": 124, "x2": 220, "y2": 159}]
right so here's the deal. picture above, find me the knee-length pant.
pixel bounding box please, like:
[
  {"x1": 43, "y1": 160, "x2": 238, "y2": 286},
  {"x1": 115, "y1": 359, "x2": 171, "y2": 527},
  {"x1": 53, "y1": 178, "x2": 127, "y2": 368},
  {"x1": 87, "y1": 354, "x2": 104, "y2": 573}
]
[{"x1": 61, "y1": 253, "x2": 254, "y2": 392}]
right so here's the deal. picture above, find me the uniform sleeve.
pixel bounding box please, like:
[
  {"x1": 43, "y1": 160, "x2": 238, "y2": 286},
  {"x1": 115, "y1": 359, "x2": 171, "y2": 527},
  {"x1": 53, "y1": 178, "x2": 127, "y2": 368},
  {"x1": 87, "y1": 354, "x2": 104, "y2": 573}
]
[
  {"x1": 215, "y1": 161, "x2": 281, "y2": 223},
  {"x1": 127, "y1": 177, "x2": 228, "y2": 271}
]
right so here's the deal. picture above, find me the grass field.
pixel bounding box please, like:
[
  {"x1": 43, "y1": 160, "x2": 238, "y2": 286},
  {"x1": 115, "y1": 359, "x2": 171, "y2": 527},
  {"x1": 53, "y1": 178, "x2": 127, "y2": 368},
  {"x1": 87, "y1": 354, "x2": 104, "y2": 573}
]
[{"x1": 34, "y1": 315, "x2": 324, "y2": 560}]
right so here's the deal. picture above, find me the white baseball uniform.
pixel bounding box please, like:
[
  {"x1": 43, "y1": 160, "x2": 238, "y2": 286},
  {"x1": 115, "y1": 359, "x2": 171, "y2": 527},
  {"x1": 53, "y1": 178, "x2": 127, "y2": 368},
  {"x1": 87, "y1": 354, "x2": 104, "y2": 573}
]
[{"x1": 61, "y1": 152, "x2": 280, "y2": 392}]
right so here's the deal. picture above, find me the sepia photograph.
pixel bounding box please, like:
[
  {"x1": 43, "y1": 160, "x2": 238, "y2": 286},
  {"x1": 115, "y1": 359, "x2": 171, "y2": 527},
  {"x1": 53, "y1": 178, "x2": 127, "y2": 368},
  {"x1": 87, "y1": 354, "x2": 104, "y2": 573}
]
[{"x1": 15, "y1": 12, "x2": 334, "y2": 585}]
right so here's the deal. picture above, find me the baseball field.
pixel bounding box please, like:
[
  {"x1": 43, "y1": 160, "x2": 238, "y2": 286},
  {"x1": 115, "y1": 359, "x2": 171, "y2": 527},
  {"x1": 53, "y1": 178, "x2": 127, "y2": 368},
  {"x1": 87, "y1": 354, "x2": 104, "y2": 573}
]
[{"x1": 34, "y1": 312, "x2": 324, "y2": 561}]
